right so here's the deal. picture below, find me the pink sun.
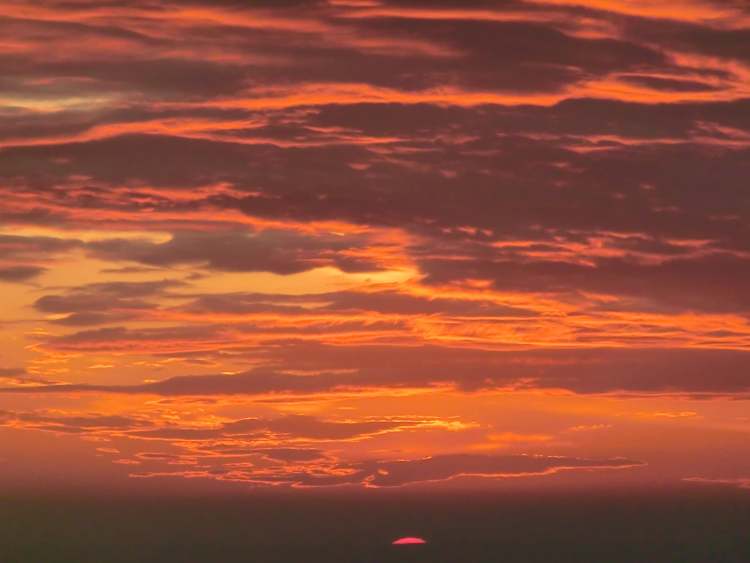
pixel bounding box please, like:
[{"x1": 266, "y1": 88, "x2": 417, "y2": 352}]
[{"x1": 392, "y1": 536, "x2": 427, "y2": 545}]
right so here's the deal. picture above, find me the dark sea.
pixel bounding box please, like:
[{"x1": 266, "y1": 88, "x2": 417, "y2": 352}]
[{"x1": 2, "y1": 487, "x2": 749, "y2": 562}]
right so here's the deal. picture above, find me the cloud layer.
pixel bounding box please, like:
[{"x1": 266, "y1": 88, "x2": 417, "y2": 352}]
[{"x1": 1, "y1": 0, "x2": 749, "y2": 490}]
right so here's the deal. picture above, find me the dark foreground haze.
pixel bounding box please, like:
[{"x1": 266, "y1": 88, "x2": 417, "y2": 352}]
[{"x1": 2, "y1": 488, "x2": 749, "y2": 563}]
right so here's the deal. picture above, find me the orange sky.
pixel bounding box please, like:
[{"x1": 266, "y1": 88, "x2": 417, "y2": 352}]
[{"x1": 1, "y1": 0, "x2": 749, "y2": 493}]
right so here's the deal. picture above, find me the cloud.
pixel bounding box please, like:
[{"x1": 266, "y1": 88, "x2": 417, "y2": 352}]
[
  {"x1": 3, "y1": 116, "x2": 749, "y2": 272},
  {"x1": 0, "y1": 368, "x2": 28, "y2": 381},
  {"x1": 419, "y1": 252, "x2": 750, "y2": 314},
  {"x1": 0, "y1": 234, "x2": 81, "y2": 259},
  {"x1": 4, "y1": 346, "x2": 750, "y2": 396},
  {"x1": 128, "y1": 414, "x2": 417, "y2": 442},
  {"x1": 616, "y1": 75, "x2": 721, "y2": 93},
  {"x1": 1, "y1": 0, "x2": 749, "y2": 493},
  {"x1": 33, "y1": 315, "x2": 408, "y2": 353},
  {"x1": 183, "y1": 289, "x2": 537, "y2": 317},
  {"x1": 86, "y1": 229, "x2": 382, "y2": 274},
  {"x1": 0, "y1": 410, "x2": 150, "y2": 434},
  {"x1": 0, "y1": 368, "x2": 58, "y2": 386},
  {"x1": 624, "y1": 16, "x2": 750, "y2": 66},
  {"x1": 683, "y1": 476, "x2": 750, "y2": 490},
  {"x1": 337, "y1": 15, "x2": 669, "y2": 91},
  {"x1": 340, "y1": 453, "x2": 645, "y2": 488},
  {"x1": 0, "y1": 369, "x2": 378, "y2": 396},
  {"x1": 0, "y1": 265, "x2": 45, "y2": 282},
  {"x1": 222, "y1": 415, "x2": 410, "y2": 440},
  {"x1": 0, "y1": 409, "x2": 451, "y2": 482},
  {"x1": 0, "y1": 234, "x2": 82, "y2": 282},
  {"x1": 34, "y1": 279, "x2": 184, "y2": 325},
  {"x1": 133, "y1": 453, "x2": 644, "y2": 488}
]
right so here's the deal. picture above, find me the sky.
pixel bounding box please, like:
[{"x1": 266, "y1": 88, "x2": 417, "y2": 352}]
[{"x1": 1, "y1": 0, "x2": 750, "y2": 494}]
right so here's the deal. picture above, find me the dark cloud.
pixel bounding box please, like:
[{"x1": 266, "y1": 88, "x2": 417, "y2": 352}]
[
  {"x1": 0, "y1": 265, "x2": 45, "y2": 282},
  {"x1": 616, "y1": 74, "x2": 721, "y2": 93},
  {"x1": 3, "y1": 124, "x2": 748, "y2": 265},
  {"x1": 624, "y1": 16, "x2": 750, "y2": 65},
  {"x1": 251, "y1": 448, "x2": 325, "y2": 463},
  {"x1": 0, "y1": 134, "x2": 264, "y2": 189},
  {"x1": 216, "y1": 138, "x2": 750, "y2": 249},
  {"x1": 49, "y1": 312, "x2": 136, "y2": 326},
  {"x1": 419, "y1": 252, "x2": 750, "y2": 313},
  {"x1": 209, "y1": 453, "x2": 645, "y2": 487},
  {"x1": 0, "y1": 368, "x2": 26, "y2": 379},
  {"x1": 0, "y1": 368, "x2": 57, "y2": 386},
  {"x1": 36, "y1": 315, "x2": 407, "y2": 350},
  {"x1": 341, "y1": 17, "x2": 668, "y2": 91},
  {"x1": 0, "y1": 407, "x2": 420, "y2": 444},
  {"x1": 42, "y1": 325, "x2": 223, "y2": 349},
  {"x1": 129, "y1": 414, "x2": 413, "y2": 442},
  {"x1": 5, "y1": 368, "x2": 369, "y2": 396},
  {"x1": 36, "y1": 280, "x2": 182, "y2": 310},
  {"x1": 4, "y1": 346, "x2": 750, "y2": 396},
  {"x1": 309, "y1": 96, "x2": 750, "y2": 141},
  {"x1": 34, "y1": 279, "x2": 184, "y2": 325},
  {"x1": 0, "y1": 410, "x2": 150, "y2": 434},
  {"x1": 183, "y1": 289, "x2": 537, "y2": 317},
  {"x1": 86, "y1": 230, "x2": 382, "y2": 274},
  {"x1": 262, "y1": 344, "x2": 750, "y2": 395},
  {"x1": 0, "y1": 234, "x2": 81, "y2": 259},
  {"x1": 0, "y1": 234, "x2": 81, "y2": 283},
  {"x1": 222, "y1": 415, "x2": 408, "y2": 440},
  {"x1": 335, "y1": 453, "x2": 645, "y2": 488},
  {"x1": 3, "y1": 0, "x2": 671, "y2": 102}
]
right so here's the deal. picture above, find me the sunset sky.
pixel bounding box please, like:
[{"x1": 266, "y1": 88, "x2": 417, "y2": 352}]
[{"x1": 1, "y1": 0, "x2": 750, "y2": 494}]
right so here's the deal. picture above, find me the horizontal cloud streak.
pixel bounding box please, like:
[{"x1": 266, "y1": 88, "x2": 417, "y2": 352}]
[{"x1": 4, "y1": 347, "x2": 750, "y2": 396}]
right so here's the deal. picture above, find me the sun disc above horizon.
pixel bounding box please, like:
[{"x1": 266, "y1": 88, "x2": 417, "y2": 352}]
[{"x1": 392, "y1": 536, "x2": 427, "y2": 545}]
